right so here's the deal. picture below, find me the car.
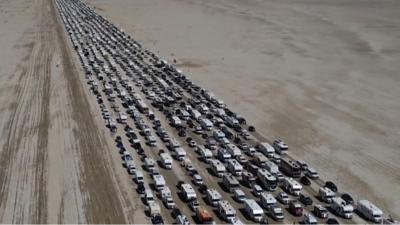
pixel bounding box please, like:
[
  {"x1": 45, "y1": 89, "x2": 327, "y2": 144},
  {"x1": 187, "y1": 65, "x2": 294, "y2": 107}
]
[
  {"x1": 325, "y1": 181, "x2": 338, "y2": 192},
  {"x1": 300, "y1": 176, "x2": 311, "y2": 186},
  {"x1": 194, "y1": 126, "x2": 204, "y2": 134},
  {"x1": 341, "y1": 193, "x2": 354, "y2": 205},
  {"x1": 313, "y1": 204, "x2": 328, "y2": 219},
  {"x1": 151, "y1": 214, "x2": 164, "y2": 225},
  {"x1": 326, "y1": 218, "x2": 340, "y2": 225},
  {"x1": 199, "y1": 184, "x2": 208, "y2": 194},
  {"x1": 189, "y1": 199, "x2": 200, "y2": 211},
  {"x1": 178, "y1": 129, "x2": 186, "y2": 137},
  {"x1": 277, "y1": 192, "x2": 290, "y2": 205},
  {"x1": 299, "y1": 193, "x2": 313, "y2": 206},
  {"x1": 248, "y1": 126, "x2": 255, "y2": 132},
  {"x1": 236, "y1": 155, "x2": 248, "y2": 164},
  {"x1": 171, "y1": 208, "x2": 182, "y2": 219},
  {"x1": 193, "y1": 174, "x2": 204, "y2": 186},
  {"x1": 289, "y1": 200, "x2": 303, "y2": 217},
  {"x1": 137, "y1": 183, "x2": 145, "y2": 194},
  {"x1": 188, "y1": 140, "x2": 197, "y2": 147}
]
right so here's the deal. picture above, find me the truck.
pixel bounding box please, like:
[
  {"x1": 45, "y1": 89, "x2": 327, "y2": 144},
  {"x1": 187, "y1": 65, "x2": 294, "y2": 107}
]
[
  {"x1": 206, "y1": 188, "x2": 222, "y2": 206},
  {"x1": 319, "y1": 187, "x2": 335, "y2": 203},
  {"x1": 153, "y1": 174, "x2": 166, "y2": 191},
  {"x1": 222, "y1": 173, "x2": 240, "y2": 192},
  {"x1": 148, "y1": 201, "x2": 161, "y2": 217},
  {"x1": 160, "y1": 153, "x2": 172, "y2": 169},
  {"x1": 356, "y1": 199, "x2": 383, "y2": 223},
  {"x1": 257, "y1": 168, "x2": 278, "y2": 191},
  {"x1": 210, "y1": 159, "x2": 226, "y2": 177},
  {"x1": 161, "y1": 187, "x2": 175, "y2": 209},
  {"x1": 196, "y1": 208, "x2": 214, "y2": 224},
  {"x1": 181, "y1": 183, "x2": 197, "y2": 202},
  {"x1": 331, "y1": 197, "x2": 354, "y2": 219},
  {"x1": 282, "y1": 178, "x2": 302, "y2": 196},
  {"x1": 227, "y1": 159, "x2": 243, "y2": 176},
  {"x1": 243, "y1": 199, "x2": 263, "y2": 222},
  {"x1": 257, "y1": 142, "x2": 275, "y2": 158},
  {"x1": 218, "y1": 200, "x2": 236, "y2": 222},
  {"x1": 198, "y1": 146, "x2": 213, "y2": 163},
  {"x1": 225, "y1": 143, "x2": 242, "y2": 157}
]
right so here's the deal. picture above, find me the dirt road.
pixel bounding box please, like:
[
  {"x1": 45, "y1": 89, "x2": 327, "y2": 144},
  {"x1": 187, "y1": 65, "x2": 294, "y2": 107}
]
[
  {"x1": 0, "y1": 0, "x2": 145, "y2": 223},
  {"x1": 86, "y1": 0, "x2": 400, "y2": 217}
]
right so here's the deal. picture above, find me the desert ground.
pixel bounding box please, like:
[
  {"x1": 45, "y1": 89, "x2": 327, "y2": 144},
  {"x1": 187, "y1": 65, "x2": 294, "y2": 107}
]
[
  {"x1": 0, "y1": 0, "x2": 398, "y2": 223},
  {"x1": 87, "y1": 0, "x2": 400, "y2": 217}
]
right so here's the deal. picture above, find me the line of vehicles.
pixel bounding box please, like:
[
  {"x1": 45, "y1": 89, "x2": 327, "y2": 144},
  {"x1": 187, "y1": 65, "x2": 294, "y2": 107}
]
[{"x1": 55, "y1": 0, "x2": 397, "y2": 224}]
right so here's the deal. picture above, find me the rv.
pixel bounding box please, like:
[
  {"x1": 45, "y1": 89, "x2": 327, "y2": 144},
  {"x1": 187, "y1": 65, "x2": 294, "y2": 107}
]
[
  {"x1": 198, "y1": 146, "x2": 213, "y2": 163},
  {"x1": 257, "y1": 168, "x2": 278, "y2": 191},
  {"x1": 273, "y1": 139, "x2": 288, "y2": 155},
  {"x1": 160, "y1": 153, "x2": 172, "y2": 169},
  {"x1": 282, "y1": 178, "x2": 302, "y2": 196},
  {"x1": 218, "y1": 200, "x2": 236, "y2": 222},
  {"x1": 253, "y1": 152, "x2": 268, "y2": 168},
  {"x1": 227, "y1": 159, "x2": 243, "y2": 176},
  {"x1": 222, "y1": 174, "x2": 240, "y2": 193},
  {"x1": 225, "y1": 143, "x2": 242, "y2": 157},
  {"x1": 190, "y1": 109, "x2": 202, "y2": 120},
  {"x1": 265, "y1": 161, "x2": 279, "y2": 175},
  {"x1": 173, "y1": 147, "x2": 187, "y2": 161},
  {"x1": 331, "y1": 197, "x2": 354, "y2": 219},
  {"x1": 242, "y1": 170, "x2": 256, "y2": 187},
  {"x1": 213, "y1": 129, "x2": 226, "y2": 141},
  {"x1": 319, "y1": 187, "x2": 335, "y2": 203},
  {"x1": 217, "y1": 148, "x2": 232, "y2": 162},
  {"x1": 243, "y1": 199, "x2": 263, "y2": 222},
  {"x1": 210, "y1": 159, "x2": 226, "y2": 177},
  {"x1": 161, "y1": 187, "x2": 175, "y2": 209},
  {"x1": 145, "y1": 157, "x2": 156, "y2": 172},
  {"x1": 206, "y1": 189, "x2": 222, "y2": 206},
  {"x1": 280, "y1": 158, "x2": 301, "y2": 178},
  {"x1": 200, "y1": 118, "x2": 213, "y2": 131},
  {"x1": 153, "y1": 175, "x2": 166, "y2": 191},
  {"x1": 257, "y1": 142, "x2": 275, "y2": 158},
  {"x1": 181, "y1": 183, "x2": 197, "y2": 202},
  {"x1": 356, "y1": 200, "x2": 383, "y2": 223}
]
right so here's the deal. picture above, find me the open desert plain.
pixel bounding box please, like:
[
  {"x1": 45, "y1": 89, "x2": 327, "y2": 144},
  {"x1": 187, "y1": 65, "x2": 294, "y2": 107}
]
[{"x1": 0, "y1": 0, "x2": 399, "y2": 223}]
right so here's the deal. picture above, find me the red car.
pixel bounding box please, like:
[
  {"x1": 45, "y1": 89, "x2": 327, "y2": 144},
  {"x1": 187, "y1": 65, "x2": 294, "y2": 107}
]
[{"x1": 289, "y1": 200, "x2": 303, "y2": 217}]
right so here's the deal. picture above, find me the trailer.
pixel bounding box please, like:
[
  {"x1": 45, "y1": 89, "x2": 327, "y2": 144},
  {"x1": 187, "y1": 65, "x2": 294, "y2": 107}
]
[
  {"x1": 210, "y1": 159, "x2": 226, "y2": 177},
  {"x1": 227, "y1": 159, "x2": 243, "y2": 176},
  {"x1": 243, "y1": 199, "x2": 263, "y2": 222},
  {"x1": 257, "y1": 168, "x2": 278, "y2": 191},
  {"x1": 331, "y1": 197, "x2": 354, "y2": 219},
  {"x1": 356, "y1": 199, "x2": 383, "y2": 223},
  {"x1": 257, "y1": 142, "x2": 275, "y2": 158},
  {"x1": 160, "y1": 153, "x2": 172, "y2": 169},
  {"x1": 206, "y1": 188, "x2": 222, "y2": 206},
  {"x1": 282, "y1": 177, "x2": 302, "y2": 196},
  {"x1": 218, "y1": 200, "x2": 236, "y2": 222}
]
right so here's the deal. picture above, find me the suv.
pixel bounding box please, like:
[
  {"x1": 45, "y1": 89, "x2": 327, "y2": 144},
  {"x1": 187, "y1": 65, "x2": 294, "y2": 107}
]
[{"x1": 299, "y1": 193, "x2": 313, "y2": 206}]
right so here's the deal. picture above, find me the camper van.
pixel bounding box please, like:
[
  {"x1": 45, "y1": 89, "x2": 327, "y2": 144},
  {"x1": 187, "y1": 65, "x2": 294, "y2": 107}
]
[
  {"x1": 319, "y1": 187, "x2": 335, "y2": 203},
  {"x1": 356, "y1": 200, "x2": 383, "y2": 223},
  {"x1": 227, "y1": 159, "x2": 243, "y2": 176},
  {"x1": 331, "y1": 197, "x2": 354, "y2": 219},
  {"x1": 160, "y1": 153, "x2": 172, "y2": 169},
  {"x1": 206, "y1": 189, "x2": 222, "y2": 206},
  {"x1": 210, "y1": 159, "x2": 226, "y2": 177},
  {"x1": 257, "y1": 142, "x2": 275, "y2": 158},
  {"x1": 282, "y1": 178, "x2": 302, "y2": 196},
  {"x1": 243, "y1": 199, "x2": 263, "y2": 222},
  {"x1": 218, "y1": 200, "x2": 236, "y2": 222}
]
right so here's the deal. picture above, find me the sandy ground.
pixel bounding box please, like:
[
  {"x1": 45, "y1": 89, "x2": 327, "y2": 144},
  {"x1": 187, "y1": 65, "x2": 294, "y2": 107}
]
[
  {"x1": 0, "y1": 0, "x2": 146, "y2": 223},
  {"x1": 87, "y1": 0, "x2": 400, "y2": 217}
]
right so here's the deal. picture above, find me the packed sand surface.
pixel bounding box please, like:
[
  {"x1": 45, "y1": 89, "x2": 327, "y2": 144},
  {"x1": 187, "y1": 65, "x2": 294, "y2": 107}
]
[
  {"x1": 87, "y1": 0, "x2": 400, "y2": 217},
  {"x1": 0, "y1": 0, "x2": 146, "y2": 223}
]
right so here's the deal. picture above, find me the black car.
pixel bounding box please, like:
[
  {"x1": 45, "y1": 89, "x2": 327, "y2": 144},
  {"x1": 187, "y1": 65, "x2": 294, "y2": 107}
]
[
  {"x1": 300, "y1": 176, "x2": 311, "y2": 186},
  {"x1": 325, "y1": 181, "x2": 338, "y2": 192},
  {"x1": 248, "y1": 126, "x2": 256, "y2": 132},
  {"x1": 178, "y1": 129, "x2": 186, "y2": 137},
  {"x1": 341, "y1": 193, "x2": 354, "y2": 205},
  {"x1": 299, "y1": 193, "x2": 313, "y2": 206},
  {"x1": 327, "y1": 218, "x2": 340, "y2": 225},
  {"x1": 171, "y1": 208, "x2": 182, "y2": 219},
  {"x1": 137, "y1": 183, "x2": 145, "y2": 194},
  {"x1": 151, "y1": 214, "x2": 164, "y2": 225}
]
